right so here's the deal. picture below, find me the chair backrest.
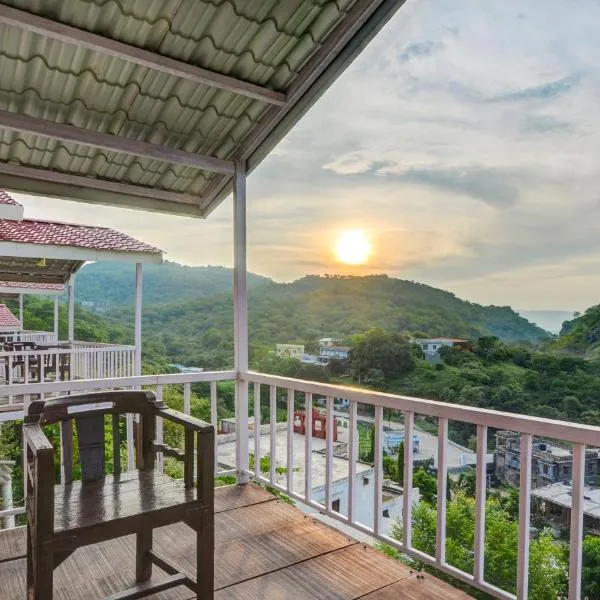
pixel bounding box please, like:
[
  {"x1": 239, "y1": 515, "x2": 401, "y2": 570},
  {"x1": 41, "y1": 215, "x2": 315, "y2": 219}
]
[{"x1": 27, "y1": 390, "x2": 162, "y2": 484}]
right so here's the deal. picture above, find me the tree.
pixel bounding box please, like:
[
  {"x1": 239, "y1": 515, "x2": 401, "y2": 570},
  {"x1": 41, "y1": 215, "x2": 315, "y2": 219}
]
[
  {"x1": 350, "y1": 329, "x2": 415, "y2": 382},
  {"x1": 388, "y1": 494, "x2": 569, "y2": 599},
  {"x1": 413, "y1": 467, "x2": 437, "y2": 505},
  {"x1": 582, "y1": 535, "x2": 600, "y2": 599}
]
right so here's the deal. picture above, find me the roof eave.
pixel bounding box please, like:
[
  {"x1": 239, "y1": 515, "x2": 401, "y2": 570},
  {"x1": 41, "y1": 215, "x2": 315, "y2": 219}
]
[
  {"x1": 202, "y1": 0, "x2": 408, "y2": 217},
  {"x1": 0, "y1": 241, "x2": 163, "y2": 265}
]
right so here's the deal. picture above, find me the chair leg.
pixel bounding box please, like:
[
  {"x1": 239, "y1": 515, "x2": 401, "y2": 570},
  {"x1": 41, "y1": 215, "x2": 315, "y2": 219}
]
[
  {"x1": 136, "y1": 529, "x2": 153, "y2": 582},
  {"x1": 196, "y1": 510, "x2": 214, "y2": 600},
  {"x1": 27, "y1": 527, "x2": 53, "y2": 600}
]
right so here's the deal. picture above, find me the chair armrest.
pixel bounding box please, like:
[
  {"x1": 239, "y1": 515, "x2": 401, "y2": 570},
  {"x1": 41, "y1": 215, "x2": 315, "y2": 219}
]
[
  {"x1": 158, "y1": 407, "x2": 212, "y2": 432},
  {"x1": 23, "y1": 423, "x2": 53, "y2": 456}
]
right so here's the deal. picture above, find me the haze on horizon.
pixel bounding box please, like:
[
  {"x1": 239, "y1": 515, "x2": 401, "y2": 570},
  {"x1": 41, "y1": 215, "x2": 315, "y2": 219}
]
[{"x1": 10, "y1": 0, "x2": 599, "y2": 313}]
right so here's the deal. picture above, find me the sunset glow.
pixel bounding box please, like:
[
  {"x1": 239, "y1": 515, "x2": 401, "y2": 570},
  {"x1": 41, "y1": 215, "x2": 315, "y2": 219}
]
[{"x1": 335, "y1": 230, "x2": 371, "y2": 265}]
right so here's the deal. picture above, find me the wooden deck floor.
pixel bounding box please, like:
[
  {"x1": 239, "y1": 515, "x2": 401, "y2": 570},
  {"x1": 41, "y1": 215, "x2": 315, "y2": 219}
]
[{"x1": 0, "y1": 484, "x2": 472, "y2": 599}]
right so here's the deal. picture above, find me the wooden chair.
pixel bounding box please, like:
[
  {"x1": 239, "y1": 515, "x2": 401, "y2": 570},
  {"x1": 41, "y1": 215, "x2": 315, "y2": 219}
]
[{"x1": 24, "y1": 390, "x2": 215, "y2": 600}]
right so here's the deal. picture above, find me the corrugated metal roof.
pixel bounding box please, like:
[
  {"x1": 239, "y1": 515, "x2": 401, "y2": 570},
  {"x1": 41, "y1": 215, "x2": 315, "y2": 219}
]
[
  {"x1": 0, "y1": 190, "x2": 20, "y2": 206},
  {"x1": 0, "y1": 0, "x2": 405, "y2": 216}
]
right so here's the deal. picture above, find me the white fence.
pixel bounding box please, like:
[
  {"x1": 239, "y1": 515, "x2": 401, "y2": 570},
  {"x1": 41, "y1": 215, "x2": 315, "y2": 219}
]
[
  {"x1": 0, "y1": 369, "x2": 599, "y2": 600},
  {"x1": 0, "y1": 331, "x2": 57, "y2": 344},
  {"x1": 240, "y1": 371, "x2": 600, "y2": 600},
  {"x1": 0, "y1": 343, "x2": 136, "y2": 404}
]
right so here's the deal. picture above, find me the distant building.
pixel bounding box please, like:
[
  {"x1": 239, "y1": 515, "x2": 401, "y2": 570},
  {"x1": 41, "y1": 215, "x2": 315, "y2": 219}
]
[
  {"x1": 318, "y1": 337, "x2": 341, "y2": 347},
  {"x1": 531, "y1": 482, "x2": 600, "y2": 535},
  {"x1": 276, "y1": 344, "x2": 305, "y2": 359},
  {"x1": 319, "y1": 345, "x2": 350, "y2": 361},
  {"x1": 495, "y1": 431, "x2": 600, "y2": 488},
  {"x1": 410, "y1": 337, "x2": 470, "y2": 353},
  {"x1": 382, "y1": 431, "x2": 420, "y2": 455}
]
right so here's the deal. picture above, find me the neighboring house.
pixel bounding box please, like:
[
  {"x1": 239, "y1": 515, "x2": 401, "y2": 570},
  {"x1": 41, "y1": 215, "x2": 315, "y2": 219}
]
[
  {"x1": 382, "y1": 431, "x2": 420, "y2": 455},
  {"x1": 319, "y1": 345, "x2": 350, "y2": 361},
  {"x1": 410, "y1": 337, "x2": 470, "y2": 354},
  {"x1": 531, "y1": 482, "x2": 600, "y2": 535},
  {"x1": 276, "y1": 344, "x2": 305, "y2": 359},
  {"x1": 495, "y1": 430, "x2": 600, "y2": 488}
]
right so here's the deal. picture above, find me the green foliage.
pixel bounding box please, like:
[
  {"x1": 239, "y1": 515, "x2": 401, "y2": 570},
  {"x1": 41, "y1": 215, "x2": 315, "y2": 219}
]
[
  {"x1": 350, "y1": 328, "x2": 415, "y2": 381},
  {"x1": 248, "y1": 453, "x2": 289, "y2": 475},
  {"x1": 582, "y1": 535, "x2": 600, "y2": 598},
  {"x1": 412, "y1": 467, "x2": 437, "y2": 505},
  {"x1": 75, "y1": 261, "x2": 270, "y2": 306},
  {"x1": 390, "y1": 494, "x2": 569, "y2": 599}
]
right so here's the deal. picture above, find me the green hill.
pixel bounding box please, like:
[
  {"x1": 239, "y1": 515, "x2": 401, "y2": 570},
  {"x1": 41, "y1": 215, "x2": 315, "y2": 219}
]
[
  {"x1": 101, "y1": 273, "x2": 549, "y2": 368},
  {"x1": 555, "y1": 305, "x2": 600, "y2": 358},
  {"x1": 75, "y1": 261, "x2": 271, "y2": 306}
]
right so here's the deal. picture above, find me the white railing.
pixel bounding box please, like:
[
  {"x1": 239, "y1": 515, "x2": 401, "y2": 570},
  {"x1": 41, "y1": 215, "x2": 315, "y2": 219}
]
[
  {"x1": 0, "y1": 331, "x2": 57, "y2": 344},
  {"x1": 0, "y1": 370, "x2": 236, "y2": 527},
  {"x1": 0, "y1": 343, "x2": 136, "y2": 404},
  {"x1": 1, "y1": 368, "x2": 599, "y2": 599},
  {"x1": 240, "y1": 371, "x2": 600, "y2": 600}
]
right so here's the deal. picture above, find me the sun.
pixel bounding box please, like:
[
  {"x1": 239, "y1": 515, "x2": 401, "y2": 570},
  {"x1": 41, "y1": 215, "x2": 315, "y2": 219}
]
[{"x1": 335, "y1": 230, "x2": 371, "y2": 265}]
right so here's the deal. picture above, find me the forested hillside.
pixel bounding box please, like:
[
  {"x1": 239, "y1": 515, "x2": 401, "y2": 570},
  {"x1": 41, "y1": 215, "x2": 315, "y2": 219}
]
[
  {"x1": 75, "y1": 261, "x2": 270, "y2": 306},
  {"x1": 98, "y1": 273, "x2": 549, "y2": 368},
  {"x1": 554, "y1": 305, "x2": 600, "y2": 358}
]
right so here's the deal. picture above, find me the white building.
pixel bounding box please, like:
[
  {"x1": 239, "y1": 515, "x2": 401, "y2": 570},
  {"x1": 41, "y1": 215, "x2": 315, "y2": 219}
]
[
  {"x1": 216, "y1": 425, "x2": 417, "y2": 535},
  {"x1": 276, "y1": 344, "x2": 305, "y2": 359},
  {"x1": 410, "y1": 337, "x2": 469, "y2": 353}
]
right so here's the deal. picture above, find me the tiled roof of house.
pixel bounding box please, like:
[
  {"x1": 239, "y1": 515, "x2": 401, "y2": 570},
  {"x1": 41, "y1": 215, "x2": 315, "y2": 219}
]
[
  {"x1": 0, "y1": 191, "x2": 22, "y2": 206},
  {"x1": 0, "y1": 281, "x2": 64, "y2": 292},
  {"x1": 0, "y1": 218, "x2": 162, "y2": 255},
  {"x1": 0, "y1": 304, "x2": 21, "y2": 328}
]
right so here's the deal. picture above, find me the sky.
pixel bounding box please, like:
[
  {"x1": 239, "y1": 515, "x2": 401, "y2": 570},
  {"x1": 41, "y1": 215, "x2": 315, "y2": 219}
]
[{"x1": 10, "y1": 0, "x2": 600, "y2": 311}]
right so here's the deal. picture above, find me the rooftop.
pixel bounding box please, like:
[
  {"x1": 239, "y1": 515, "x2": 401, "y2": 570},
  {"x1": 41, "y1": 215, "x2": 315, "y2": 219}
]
[
  {"x1": 531, "y1": 482, "x2": 600, "y2": 519},
  {"x1": 0, "y1": 304, "x2": 21, "y2": 330}
]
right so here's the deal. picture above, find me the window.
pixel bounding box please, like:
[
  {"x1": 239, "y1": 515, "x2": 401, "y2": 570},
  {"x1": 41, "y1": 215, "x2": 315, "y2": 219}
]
[
  {"x1": 363, "y1": 476, "x2": 370, "y2": 486},
  {"x1": 332, "y1": 499, "x2": 340, "y2": 513},
  {"x1": 383, "y1": 509, "x2": 390, "y2": 518}
]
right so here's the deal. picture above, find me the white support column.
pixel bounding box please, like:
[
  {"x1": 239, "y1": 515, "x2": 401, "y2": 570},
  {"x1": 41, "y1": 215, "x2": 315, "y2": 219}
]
[
  {"x1": 18, "y1": 293, "x2": 23, "y2": 330},
  {"x1": 127, "y1": 262, "x2": 143, "y2": 471},
  {"x1": 134, "y1": 263, "x2": 143, "y2": 377},
  {"x1": 53, "y1": 296, "x2": 59, "y2": 340},
  {"x1": 233, "y1": 160, "x2": 249, "y2": 483},
  {"x1": 67, "y1": 276, "x2": 75, "y2": 343}
]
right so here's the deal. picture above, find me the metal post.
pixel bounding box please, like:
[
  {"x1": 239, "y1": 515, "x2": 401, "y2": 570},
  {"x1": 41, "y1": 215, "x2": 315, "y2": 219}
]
[
  {"x1": 53, "y1": 296, "x2": 59, "y2": 340},
  {"x1": 233, "y1": 160, "x2": 249, "y2": 483},
  {"x1": 67, "y1": 276, "x2": 75, "y2": 343}
]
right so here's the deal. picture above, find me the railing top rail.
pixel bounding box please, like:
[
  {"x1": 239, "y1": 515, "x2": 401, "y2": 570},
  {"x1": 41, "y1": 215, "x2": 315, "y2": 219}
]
[
  {"x1": 243, "y1": 370, "x2": 600, "y2": 446},
  {"x1": 0, "y1": 370, "x2": 236, "y2": 398},
  {"x1": 0, "y1": 345, "x2": 136, "y2": 356}
]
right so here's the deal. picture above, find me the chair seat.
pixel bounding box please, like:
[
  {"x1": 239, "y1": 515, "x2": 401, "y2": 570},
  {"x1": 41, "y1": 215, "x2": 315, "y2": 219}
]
[{"x1": 53, "y1": 471, "x2": 200, "y2": 542}]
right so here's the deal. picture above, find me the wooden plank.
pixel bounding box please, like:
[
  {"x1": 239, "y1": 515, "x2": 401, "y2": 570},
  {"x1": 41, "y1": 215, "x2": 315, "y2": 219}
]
[
  {"x1": 214, "y1": 543, "x2": 413, "y2": 600},
  {"x1": 360, "y1": 573, "x2": 473, "y2": 599},
  {"x1": 154, "y1": 505, "x2": 355, "y2": 590},
  {"x1": 0, "y1": 526, "x2": 26, "y2": 562},
  {"x1": 213, "y1": 484, "x2": 275, "y2": 513}
]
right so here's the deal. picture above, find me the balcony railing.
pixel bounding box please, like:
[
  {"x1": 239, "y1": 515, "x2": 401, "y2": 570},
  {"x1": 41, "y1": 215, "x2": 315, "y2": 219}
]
[
  {"x1": 0, "y1": 330, "x2": 57, "y2": 344},
  {"x1": 0, "y1": 341, "x2": 136, "y2": 405},
  {"x1": 0, "y1": 370, "x2": 598, "y2": 600}
]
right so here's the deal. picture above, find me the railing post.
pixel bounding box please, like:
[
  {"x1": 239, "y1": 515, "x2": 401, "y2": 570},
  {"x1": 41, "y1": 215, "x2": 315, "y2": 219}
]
[
  {"x1": 569, "y1": 444, "x2": 586, "y2": 600},
  {"x1": 67, "y1": 275, "x2": 75, "y2": 343},
  {"x1": 53, "y1": 296, "x2": 59, "y2": 340},
  {"x1": 233, "y1": 159, "x2": 249, "y2": 483},
  {"x1": 517, "y1": 433, "x2": 533, "y2": 600}
]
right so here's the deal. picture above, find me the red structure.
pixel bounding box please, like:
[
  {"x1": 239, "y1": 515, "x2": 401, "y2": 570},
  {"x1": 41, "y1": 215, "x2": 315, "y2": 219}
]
[{"x1": 294, "y1": 409, "x2": 337, "y2": 441}]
